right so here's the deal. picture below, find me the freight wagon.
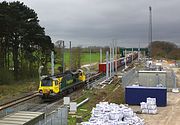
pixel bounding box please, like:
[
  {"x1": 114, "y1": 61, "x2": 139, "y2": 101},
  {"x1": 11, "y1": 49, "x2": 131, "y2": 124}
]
[{"x1": 99, "y1": 52, "x2": 138, "y2": 73}]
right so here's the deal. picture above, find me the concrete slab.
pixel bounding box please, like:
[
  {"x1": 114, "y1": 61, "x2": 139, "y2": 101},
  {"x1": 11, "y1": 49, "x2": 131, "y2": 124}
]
[
  {"x1": 0, "y1": 123, "x2": 22, "y2": 125},
  {"x1": 0, "y1": 111, "x2": 45, "y2": 125},
  {"x1": 8, "y1": 116, "x2": 35, "y2": 119},
  {"x1": 3, "y1": 118, "x2": 30, "y2": 122},
  {"x1": 0, "y1": 120, "x2": 25, "y2": 124}
]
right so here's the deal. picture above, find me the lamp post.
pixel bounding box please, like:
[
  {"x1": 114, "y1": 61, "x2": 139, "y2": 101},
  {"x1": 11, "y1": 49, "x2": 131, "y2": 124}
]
[
  {"x1": 149, "y1": 6, "x2": 153, "y2": 58},
  {"x1": 69, "y1": 41, "x2": 72, "y2": 71}
]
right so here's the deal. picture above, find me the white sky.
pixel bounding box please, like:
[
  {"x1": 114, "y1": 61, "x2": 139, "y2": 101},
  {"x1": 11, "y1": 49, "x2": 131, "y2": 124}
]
[{"x1": 4, "y1": 0, "x2": 180, "y2": 47}]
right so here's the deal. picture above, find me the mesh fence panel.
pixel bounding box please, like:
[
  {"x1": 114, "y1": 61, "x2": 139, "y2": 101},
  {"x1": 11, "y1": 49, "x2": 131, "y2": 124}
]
[
  {"x1": 35, "y1": 106, "x2": 68, "y2": 125},
  {"x1": 122, "y1": 68, "x2": 137, "y2": 86},
  {"x1": 122, "y1": 68, "x2": 176, "y2": 88}
]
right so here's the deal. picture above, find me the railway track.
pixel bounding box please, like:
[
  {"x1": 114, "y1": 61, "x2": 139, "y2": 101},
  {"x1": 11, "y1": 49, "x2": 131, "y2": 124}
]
[
  {"x1": 0, "y1": 92, "x2": 39, "y2": 111},
  {"x1": 0, "y1": 72, "x2": 103, "y2": 113},
  {"x1": 26, "y1": 85, "x2": 87, "y2": 113},
  {"x1": 0, "y1": 62, "x2": 134, "y2": 115}
]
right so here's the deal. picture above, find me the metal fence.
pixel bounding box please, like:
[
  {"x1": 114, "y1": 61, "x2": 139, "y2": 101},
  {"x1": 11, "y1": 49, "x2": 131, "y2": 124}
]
[
  {"x1": 176, "y1": 61, "x2": 180, "y2": 67},
  {"x1": 122, "y1": 68, "x2": 177, "y2": 89},
  {"x1": 122, "y1": 68, "x2": 137, "y2": 87},
  {"x1": 137, "y1": 71, "x2": 167, "y2": 87},
  {"x1": 35, "y1": 106, "x2": 68, "y2": 125},
  {"x1": 0, "y1": 102, "x2": 68, "y2": 125}
]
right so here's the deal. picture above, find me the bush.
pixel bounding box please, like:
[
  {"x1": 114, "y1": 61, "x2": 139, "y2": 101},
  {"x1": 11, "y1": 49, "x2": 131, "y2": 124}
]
[{"x1": 0, "y1": 68, "x2": 14, "y2": 84}]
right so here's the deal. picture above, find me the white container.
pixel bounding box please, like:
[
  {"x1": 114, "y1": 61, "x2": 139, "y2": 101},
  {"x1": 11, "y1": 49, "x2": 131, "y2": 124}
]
[
  {"x1": 70, "y1": 102, "x2": 77, "y2": 112},
  {"x1": 117, "y1": 121, "x2": 128, "y2": 125},
  {"x1": 148, "y1": 109, "x2": 157, "y2": 114},
  {"x1": 81, "y1": 122, "x2": 92, "y2": 125},
  {"x1": 82, "y1": 102, "x2": 144, "y2": 125},
  {"x1": 147, "y1": 104, "x2": 157, "y2": 110},
  {"x1": 140, "y1": 102, "x2": 147, "y2": 109},
  {"x1": 109, "y1": 112, "x2": 116, "y2": 120},
  {"x1": 146, "y1": 97, "x2": 156, "y2": 105},
  {"x1": 142, "y1": 109, "x2": 148, "y2": 114},
  {"x1": 92, "y1": 109, "x2": 101, "y2": 117},
  {"x1": 63, "y1": 97, "x2": 70, "y2": 105},
  {"x1": 123, "y1": 108, "x2": 134, "y2": 117}
]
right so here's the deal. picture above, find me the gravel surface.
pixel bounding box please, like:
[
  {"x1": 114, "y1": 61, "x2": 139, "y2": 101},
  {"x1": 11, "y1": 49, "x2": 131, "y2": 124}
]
[
  {"x1": 130, "y1": 92, "x2": 180, "y2": 125},
  {"x1": 129, "y1": 66, "x2": 180, "y2": 125}
]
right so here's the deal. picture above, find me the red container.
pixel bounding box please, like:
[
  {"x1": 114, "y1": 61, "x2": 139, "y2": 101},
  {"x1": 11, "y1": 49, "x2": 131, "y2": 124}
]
[
  {"x1": 99, "y1": 58, "x2": 124, "y2": 73},
  {"x1": 99, "y1": 63, "x2": 107, "y2": 73}
]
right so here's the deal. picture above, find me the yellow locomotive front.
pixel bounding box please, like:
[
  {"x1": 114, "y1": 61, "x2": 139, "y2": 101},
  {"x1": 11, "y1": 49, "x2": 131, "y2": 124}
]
[
  {"x1": 38, "y1": 69, "x2": 86, "y2": 99},
  {"x1": 77, "y1": 69, "x2": 86, "y2": 82},
  {"x1": 38, "y1": 77, "x2": 62, "y2": 98}
]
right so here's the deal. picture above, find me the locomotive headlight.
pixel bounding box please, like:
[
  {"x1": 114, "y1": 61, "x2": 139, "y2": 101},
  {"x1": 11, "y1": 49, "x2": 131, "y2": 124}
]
[
  {"x1": 39, "y1": 90, "x2": 42, "y2": 93},
  {"x1": 50, "y1": 90, "x2": 53, "y2": 93}
]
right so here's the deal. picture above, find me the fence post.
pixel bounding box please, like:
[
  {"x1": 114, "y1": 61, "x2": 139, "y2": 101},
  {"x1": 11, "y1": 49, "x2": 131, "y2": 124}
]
[{"x1": 106, "y1": 51, "x2": 109, "y2": 79}]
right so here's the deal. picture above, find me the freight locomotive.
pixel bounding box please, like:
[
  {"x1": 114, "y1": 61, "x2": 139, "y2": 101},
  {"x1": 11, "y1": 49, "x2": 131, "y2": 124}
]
[{"x1": 38, "y1": 69, "x2": 86, "y2": 98}]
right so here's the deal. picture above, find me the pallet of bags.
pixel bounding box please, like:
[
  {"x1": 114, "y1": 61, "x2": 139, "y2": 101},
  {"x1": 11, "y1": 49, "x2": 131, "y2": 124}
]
[
  {"x1": 140, "y1": 97, "x2": 157, "y2": 114},
  {"x1": 81, "y1": 102, "x2": 144, "y2": 125}
]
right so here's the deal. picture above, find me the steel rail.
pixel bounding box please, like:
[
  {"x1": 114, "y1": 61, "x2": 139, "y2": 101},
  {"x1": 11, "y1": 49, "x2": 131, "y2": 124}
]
[{"x1": 0, "y1": 92, "x2": 39, "y2": 111}]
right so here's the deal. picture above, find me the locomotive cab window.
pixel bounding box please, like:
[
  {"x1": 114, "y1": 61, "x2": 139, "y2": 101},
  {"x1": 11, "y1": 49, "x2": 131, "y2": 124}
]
[
  {"x1": 41, "y1": 79, "x2": 52, "y2": 86},
  {"x1": 66, "y1": 74, "x2": 72, "y2": 80},
  {"x1": 54, "y1": 80, "x2": 58, "y2": 86}
]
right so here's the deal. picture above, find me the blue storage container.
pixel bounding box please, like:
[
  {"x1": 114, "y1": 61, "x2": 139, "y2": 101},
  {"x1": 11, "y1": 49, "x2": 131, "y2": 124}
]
[{"x1": 125, "y1": 86, "x2": 167, "y2": 107}]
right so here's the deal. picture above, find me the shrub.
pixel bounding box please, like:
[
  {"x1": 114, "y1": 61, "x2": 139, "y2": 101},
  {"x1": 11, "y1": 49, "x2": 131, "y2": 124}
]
[{"x1": 0, "y1": 68, "x2": 14, "y2": 84}]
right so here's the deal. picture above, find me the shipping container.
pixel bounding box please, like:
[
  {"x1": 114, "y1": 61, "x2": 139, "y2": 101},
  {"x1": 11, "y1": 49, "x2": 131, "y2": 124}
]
[
  {"x1": 99, "y1": 58, "x2": 123, "y2": 73},
  {"x1": 99, "y1": 63, "x2": 106, "y2": 73},
  {"x1": 98, "y1": 52, "x2": 138, "y2": 73},
  {"x1": 125, "y1": 86, "x2": 167, "y2": 107}
]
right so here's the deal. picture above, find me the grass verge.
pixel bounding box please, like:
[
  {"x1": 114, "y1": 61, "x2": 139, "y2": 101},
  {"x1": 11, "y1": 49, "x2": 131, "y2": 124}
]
[
  {"x1": 68, "y1": 80, "x2": 124, "y2": 124},
  {"x1": 0, "y1": 81, "x2": 39, "y2": 105}
]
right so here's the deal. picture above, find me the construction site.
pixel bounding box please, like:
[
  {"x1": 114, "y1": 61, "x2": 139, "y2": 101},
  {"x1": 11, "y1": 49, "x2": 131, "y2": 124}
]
[{"x1": 0, "y1": 0, "x2": 180, "y2": 125}]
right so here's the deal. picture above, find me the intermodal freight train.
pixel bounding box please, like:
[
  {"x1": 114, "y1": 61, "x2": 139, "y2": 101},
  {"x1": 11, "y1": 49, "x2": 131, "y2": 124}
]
[
  {"x1": 99, "y1": 52, "x2": 138, "y2": 73},
  {"x1": 38, "y1": 52, "x2": 138, "y2": 99},
  {"x1": 38, "y1": 69, "x2": 86, "y2": 98}
]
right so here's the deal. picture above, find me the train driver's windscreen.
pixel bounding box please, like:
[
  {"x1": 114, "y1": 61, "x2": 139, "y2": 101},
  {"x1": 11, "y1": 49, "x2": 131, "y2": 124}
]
[{"x1": 41, "y1": 79, "x2": 52, "y2": 86}]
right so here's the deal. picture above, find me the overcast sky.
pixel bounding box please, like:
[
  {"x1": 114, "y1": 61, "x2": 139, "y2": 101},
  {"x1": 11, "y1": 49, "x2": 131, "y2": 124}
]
[{"x1": 5, "y1": 0, "x2": 180, "y2": 47}]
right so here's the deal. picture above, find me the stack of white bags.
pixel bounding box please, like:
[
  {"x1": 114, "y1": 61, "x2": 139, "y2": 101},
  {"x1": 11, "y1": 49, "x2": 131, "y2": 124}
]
[
  {"x1": 140, "y1": 97, "x2": 157, "y2": 114},
  {"x1": 81, "y1": 102, "x2": 144, "y2": 125}
]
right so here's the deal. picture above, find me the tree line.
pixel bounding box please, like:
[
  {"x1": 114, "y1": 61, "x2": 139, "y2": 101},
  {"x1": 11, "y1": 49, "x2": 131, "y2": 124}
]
[
  {"x1": 149, "y1": 41, "x2": 180, "y2": 60},
  {"x1": 0, "y1": 1, "x2": 53, "y2": 83}
]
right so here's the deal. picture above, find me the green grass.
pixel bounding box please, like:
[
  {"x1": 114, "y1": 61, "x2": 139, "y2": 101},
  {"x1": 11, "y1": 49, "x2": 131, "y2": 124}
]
[
  {"x1": 68, "y1": 116, "x2": 76, "y2": 125},
  {"x1": 48, "y1": 52, "x2": 106, "y2": 73},
  {"x1": 81, "y1": 52, "x2": 106, "y2": 65},
  {"x1": 68, "y1": 81, "x2": 124, "y2": 124},
  {"x1": 64, "y1": 52, "x2": 106, "y2": 66},
  {"x1": 0, "y1": 81, "x2": 39, "y2": 105}
]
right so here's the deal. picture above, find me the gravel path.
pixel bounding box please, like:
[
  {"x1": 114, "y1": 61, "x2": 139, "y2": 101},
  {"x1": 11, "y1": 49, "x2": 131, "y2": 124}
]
[{"x1": 130, "y1": 92, "x2": 180, "y2": 125}]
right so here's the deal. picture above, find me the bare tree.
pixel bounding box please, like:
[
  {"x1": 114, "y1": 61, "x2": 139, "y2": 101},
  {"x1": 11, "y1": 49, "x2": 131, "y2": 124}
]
[
  {"x1": 149, "y1": 41, "x2": 178, "y2": 59},
  {"x1": 55, "y1": 40, "x2": 65, "y2": 73},
  {"x1": 71, "y1": 46, "x2": 82, "y2": 70}
]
